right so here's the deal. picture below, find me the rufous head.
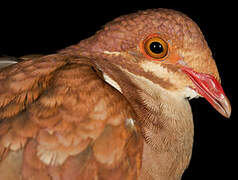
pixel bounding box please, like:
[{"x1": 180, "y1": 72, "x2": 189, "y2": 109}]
[{"x1": 62, "y1": 8, "x2": 231, "y2": 118}]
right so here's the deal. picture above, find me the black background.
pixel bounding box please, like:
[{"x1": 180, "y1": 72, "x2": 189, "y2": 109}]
[{"x1": 0, "y1": 4, "x2": 236, "y2": 179}]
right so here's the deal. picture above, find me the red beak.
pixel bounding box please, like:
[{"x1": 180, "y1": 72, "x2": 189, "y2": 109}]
[{"x1": 181, "y1": 66, "x2": 231, "y2": 118}]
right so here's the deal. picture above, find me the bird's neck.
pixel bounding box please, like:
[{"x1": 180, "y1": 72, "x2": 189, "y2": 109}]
[
  {"x1": 98, "y1": 63, "x2": 194, "y2": 179},
  {"x1": 136, "y1": 89, "x2": 194, "y2": 180}
]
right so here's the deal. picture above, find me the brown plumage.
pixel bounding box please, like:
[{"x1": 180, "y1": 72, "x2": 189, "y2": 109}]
[{"x1": 0, "y1": 9, "x2": 231, "y2": 180}]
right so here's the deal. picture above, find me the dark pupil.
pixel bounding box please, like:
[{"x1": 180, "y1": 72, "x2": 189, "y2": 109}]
[{"x1": 149, "y1": 42, "x2": 163, "y2": 54}]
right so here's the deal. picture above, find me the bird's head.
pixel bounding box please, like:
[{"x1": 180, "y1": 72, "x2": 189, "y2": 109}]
[{"x1": 64, "y1": 8, "x2": 231, "y2": 118}]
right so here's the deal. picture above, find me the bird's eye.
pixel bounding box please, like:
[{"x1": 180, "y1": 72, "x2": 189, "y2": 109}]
[{"x1": 141, "y1": 34, "x2": 168, "y2": 60}]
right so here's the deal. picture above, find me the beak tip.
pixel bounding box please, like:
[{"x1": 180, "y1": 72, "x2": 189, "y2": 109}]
[
  {"x1": 219, "y1": 96, "x2": 231, "y2": 119},
  {"x1": 224, "y1": 110, "x2": 231, "y2": 119},
  {"x1": 224, "y1": 106, "x2": 231, "y2": 119}
]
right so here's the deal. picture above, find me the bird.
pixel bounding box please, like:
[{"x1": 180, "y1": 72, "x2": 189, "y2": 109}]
[{"x1": 0, "y1": 8, "x2": 231, "y2": 180}]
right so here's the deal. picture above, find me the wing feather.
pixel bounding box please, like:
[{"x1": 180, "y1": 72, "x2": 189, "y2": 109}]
[{"x1": 0, "y1": 54, "x2": 143, "y2": 179}]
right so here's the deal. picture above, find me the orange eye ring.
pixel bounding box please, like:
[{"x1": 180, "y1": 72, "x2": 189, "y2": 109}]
[{"x1": 140, "y1": 34, "x2": 168, "y2": 61}]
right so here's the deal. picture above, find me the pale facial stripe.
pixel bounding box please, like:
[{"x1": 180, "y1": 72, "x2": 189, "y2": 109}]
[{"x1": 103, "y1": 73, "x2": 122, "y2": 93}]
